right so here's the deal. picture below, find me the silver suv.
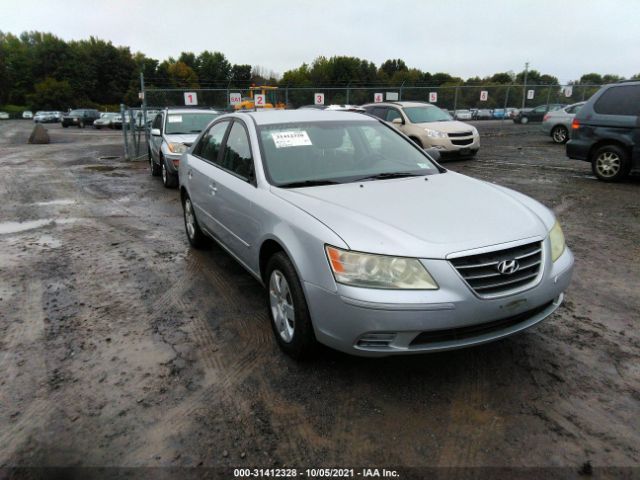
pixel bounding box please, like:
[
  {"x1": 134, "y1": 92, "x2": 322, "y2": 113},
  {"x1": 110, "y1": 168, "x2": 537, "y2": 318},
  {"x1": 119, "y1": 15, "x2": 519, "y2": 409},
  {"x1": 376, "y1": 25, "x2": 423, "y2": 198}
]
[
  {"x1": 179, "y1": 110, "x2": 573, "y2": 358},
  {"x1": 148, "y1": 108, "x2": 221, "y2": 188},
  {"x1": 362, "y1": 101, "x2": 480, "y2": 158}
]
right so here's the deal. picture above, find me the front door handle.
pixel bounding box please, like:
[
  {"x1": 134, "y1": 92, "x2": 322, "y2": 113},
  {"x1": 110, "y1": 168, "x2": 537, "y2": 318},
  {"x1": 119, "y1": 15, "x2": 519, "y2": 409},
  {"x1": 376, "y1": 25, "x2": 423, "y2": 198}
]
[
  {"x1": 209, "y1": 183, "x2": 217, "y2": 195},
  {"x1": 188, "y1": 169, "x2": 193, "y2": 180}
]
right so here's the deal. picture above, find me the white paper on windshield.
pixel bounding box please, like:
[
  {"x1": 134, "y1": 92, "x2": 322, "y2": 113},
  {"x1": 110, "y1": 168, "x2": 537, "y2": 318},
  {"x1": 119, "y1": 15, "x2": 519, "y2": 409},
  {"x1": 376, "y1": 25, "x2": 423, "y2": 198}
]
[
  {"x1": 168, "y1": 115, "x2": 182, "y2": 123},
  {"x1": 272, "y1": 131, "x2": 312, "y2": 148},
  {"x1": 417, "y1": 163, "x2": 431, "y2": 169}
]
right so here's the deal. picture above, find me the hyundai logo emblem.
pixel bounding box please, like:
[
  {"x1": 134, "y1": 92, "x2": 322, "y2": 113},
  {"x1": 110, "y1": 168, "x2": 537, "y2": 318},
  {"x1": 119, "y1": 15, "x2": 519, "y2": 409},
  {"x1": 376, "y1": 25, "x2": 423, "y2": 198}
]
[{"x1": 497, "y1": 259, "x2": 520, "y2": 275}]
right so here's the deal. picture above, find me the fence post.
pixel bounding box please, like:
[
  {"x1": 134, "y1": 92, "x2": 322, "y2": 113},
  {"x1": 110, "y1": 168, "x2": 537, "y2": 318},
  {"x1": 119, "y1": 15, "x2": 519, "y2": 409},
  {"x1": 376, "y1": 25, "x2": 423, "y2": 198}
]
[
  {"x1": 346, "y1": 82, "x2": 351, "y2": 105},
  {"x1": 453, "y1": 85, "x2": 459, "y2": 113},
  {"x1": 285, "y1": 84, "x2": 289, "y2": 107},
  {"x1": 399, "y1": 81, "x2": 405, "y2": 101},
  {"x1": 545, "y1": 85, "x2": 552, "y2": 109},
  {"x1": 581, "y1": 85, "x2": 587, "y2": 101},
  {"x1": 140, "y1": 72, "x2": 148, "y2": 155},
  {"x1": 502, "y1": 86, "x2": 510, "y2": 125},
  {"x1": 121, "y1": 104, "x2": 129, "y2": 160}
]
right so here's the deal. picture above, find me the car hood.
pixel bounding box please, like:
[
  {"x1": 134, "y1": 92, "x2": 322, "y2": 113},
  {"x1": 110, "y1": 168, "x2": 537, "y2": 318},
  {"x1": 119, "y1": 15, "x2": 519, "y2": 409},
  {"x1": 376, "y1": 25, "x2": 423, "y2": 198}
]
[
  {"x1": 164, "y1": 133, "x2": 198, "y2": 145},
  {"x1": 272, "y1": 172, "x2": 553, "y2": 258},
  {"x1": 414, "y1": 120, "x2": 474, "y2": 133}
]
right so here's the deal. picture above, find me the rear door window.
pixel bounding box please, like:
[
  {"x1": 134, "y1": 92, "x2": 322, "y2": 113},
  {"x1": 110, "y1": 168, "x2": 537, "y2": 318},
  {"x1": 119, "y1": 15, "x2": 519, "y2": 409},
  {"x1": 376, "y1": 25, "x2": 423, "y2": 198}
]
[
  {"x1": 219, "y1": 121, "x2": 254, "y2": 179},
  {"x1": 594, "y1": 85, "x2": 640, "y2": 116}
]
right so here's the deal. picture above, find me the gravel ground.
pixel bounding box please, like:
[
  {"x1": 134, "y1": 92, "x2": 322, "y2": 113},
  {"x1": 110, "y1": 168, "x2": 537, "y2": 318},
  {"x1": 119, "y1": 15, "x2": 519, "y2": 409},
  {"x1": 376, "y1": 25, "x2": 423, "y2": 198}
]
[{"x1": 0, "y1": 119, "x2": 638, "y2": 478}]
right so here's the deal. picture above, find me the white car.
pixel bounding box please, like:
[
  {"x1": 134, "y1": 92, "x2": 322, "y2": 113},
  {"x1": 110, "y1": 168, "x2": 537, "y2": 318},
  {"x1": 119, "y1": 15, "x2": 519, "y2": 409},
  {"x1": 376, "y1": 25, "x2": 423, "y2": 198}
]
[
  {"x1": 0, "y1": 112, "x2": 9, "y2": 120},
  {"x1": 454, "y1": 109, "x2": 473, "y2": 120},
  {"x1": 22, "y1": 111, "x2": 33, "y2": 119}
]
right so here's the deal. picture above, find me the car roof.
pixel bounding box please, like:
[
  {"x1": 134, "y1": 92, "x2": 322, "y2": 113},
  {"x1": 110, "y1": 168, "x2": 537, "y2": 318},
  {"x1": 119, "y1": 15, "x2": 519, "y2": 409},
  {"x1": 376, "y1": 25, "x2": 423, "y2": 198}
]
[
  {"x1": 162, "y1": 108, "x2": 220, "y2": 114},
  {"x1": 235, "y1": 109, "x2": 377, "y2": 125},
  {"x1": 362, "y1": 101, "x2": 434, "y2": 108}
]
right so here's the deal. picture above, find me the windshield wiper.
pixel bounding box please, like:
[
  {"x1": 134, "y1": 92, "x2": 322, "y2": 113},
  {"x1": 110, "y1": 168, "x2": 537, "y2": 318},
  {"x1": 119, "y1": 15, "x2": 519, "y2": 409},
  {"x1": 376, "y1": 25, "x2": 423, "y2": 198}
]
[
  {"x1": 352, "y1": 171, "x2": 424, "y2": 182},
  {"x1": 278, "y1": 179, "x2": 341, "y2": 188}
]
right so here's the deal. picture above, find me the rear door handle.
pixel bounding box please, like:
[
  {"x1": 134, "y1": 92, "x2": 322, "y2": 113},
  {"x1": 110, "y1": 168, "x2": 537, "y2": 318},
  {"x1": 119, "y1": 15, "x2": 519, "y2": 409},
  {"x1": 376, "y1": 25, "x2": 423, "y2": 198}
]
[{"x1": 209, "y1": 182, "x2": 217, "y2": 195}]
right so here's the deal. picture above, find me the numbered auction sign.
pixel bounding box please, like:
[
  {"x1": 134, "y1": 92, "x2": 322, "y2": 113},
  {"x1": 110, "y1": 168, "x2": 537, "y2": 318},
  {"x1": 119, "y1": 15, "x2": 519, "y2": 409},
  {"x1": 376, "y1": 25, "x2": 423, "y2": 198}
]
[
  {"x1": 564, "y1": 86, "x2": 573, "y2": 98},
  {"x1": 374, "y1": 93, "x2": 384, "y2": 103},
  {"x1": 429, "y1": 92, "x2": 438, "y2": 103},
  {"x1": 527, "y1": 89, "x2": 535, "y2": 100},
  {"x1": 314, "y1": 93, "x2": 325, "y2": 105},
  {"x1": 229, "y1": 92, "x2": 242, "y2": 105},
  {"x1": 386, "y1": 92, "x2": 399, "y2": 101},
  {"x1": 184, "y1": 92, "x2": 198, "y2": 106},
  {"x1": 480, "y1": 91, "x2": 488, "y2": 101},
  {"x1": 254, "y1": 94, "x2": 266, "y2": 107}
]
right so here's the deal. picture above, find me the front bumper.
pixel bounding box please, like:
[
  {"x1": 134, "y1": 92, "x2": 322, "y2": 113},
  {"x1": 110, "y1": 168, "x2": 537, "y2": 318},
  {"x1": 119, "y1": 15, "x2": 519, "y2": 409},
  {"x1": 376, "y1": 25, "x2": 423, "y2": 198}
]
[
  {"x1": 422, "y1": 134, "x2": 480, "y2": 155},
  {"x1": 304, "y1": 243, "x2": 574, "y2": 357},
  {"x1": 162, "y1": 150, "x2": 182, "y2": 174}
]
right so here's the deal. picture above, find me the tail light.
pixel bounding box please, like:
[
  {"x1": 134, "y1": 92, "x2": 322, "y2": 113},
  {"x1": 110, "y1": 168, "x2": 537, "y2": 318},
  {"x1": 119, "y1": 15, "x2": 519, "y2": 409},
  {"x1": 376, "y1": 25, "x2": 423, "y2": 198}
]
[{"x1": 571, "y1": 119, "x2": 580, "y2": 130}]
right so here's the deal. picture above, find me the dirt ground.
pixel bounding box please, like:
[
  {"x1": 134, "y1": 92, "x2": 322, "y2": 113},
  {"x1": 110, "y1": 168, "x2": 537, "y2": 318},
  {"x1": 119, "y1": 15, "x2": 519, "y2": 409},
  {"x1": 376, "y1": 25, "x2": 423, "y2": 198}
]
[{"x1": 0, "y1": 119, "x2": 638, "y2": 477}]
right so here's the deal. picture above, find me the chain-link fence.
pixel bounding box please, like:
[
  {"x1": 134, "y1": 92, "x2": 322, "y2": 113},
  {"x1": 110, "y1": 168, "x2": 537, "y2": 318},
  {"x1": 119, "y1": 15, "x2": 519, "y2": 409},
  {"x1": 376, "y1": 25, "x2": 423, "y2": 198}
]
[{"x1": 121, "y1": 82, "x2": 603, "y2": 159}]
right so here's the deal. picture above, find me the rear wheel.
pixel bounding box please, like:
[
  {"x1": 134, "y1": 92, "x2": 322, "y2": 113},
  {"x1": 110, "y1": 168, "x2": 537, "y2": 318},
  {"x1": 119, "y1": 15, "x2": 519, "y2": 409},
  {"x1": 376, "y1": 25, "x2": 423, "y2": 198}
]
[
  {"x1": 591, "y1": 145, "x2": 630, "y2": 182},
  {"x1": 520, "y1": 116, "x2": 529, "y2": 125},
  {"x1": 161, "y1": 156, "x2": 178, "y2": 188},
  {"x1": 149, "y1": 149, "x2": 161, "y2": 176},
  {"x1": 551, "y1": 125, "x2": 568, "y2": 144},
  {"x1": 182, "y1": 194, "x2": 207, "y2": 248},
  {"x1": 266, "y1": 252, "x2": 317, "y2": 359}
]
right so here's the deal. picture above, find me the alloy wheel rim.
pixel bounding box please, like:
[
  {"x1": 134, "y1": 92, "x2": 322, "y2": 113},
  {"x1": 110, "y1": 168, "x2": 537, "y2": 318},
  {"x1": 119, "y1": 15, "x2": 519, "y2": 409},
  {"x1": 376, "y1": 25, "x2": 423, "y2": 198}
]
[
  {"x1": 185, "y1": 199, "x2": 195, "y2": 239},
  {"x1": 553, "y1": 128, "x2": 567, "y2": 143},
  {"x1": 596, "y1": 152, "x2": 620, "y2": 177},
  {"x1": 162, "y1": 162, "x2": 167, "y2": 183},
  {"x1": 269, "y1": 270, "x2": 295, "y2": 343}
]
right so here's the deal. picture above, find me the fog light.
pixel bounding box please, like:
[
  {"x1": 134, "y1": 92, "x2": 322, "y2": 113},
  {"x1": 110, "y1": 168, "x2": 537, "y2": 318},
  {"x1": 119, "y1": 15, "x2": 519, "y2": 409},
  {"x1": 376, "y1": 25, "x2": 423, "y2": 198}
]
[{"x1": 357, "y1": 333, "x2": 397, "y2": 348}]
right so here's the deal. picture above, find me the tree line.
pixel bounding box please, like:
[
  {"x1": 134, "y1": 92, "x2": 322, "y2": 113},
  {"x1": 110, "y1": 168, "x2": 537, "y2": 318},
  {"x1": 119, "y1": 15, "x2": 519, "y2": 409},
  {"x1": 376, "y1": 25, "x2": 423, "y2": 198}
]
[{"x1": 1, "y1": 30, "x2": 637, "y2": 111}]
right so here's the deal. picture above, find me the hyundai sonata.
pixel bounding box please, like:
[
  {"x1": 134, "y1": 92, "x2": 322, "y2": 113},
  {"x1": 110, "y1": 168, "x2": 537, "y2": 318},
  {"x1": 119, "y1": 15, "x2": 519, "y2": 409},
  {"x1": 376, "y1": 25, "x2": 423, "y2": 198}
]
[{"x1": 178, "y1": 110, "x2": 573, "y2": 358}]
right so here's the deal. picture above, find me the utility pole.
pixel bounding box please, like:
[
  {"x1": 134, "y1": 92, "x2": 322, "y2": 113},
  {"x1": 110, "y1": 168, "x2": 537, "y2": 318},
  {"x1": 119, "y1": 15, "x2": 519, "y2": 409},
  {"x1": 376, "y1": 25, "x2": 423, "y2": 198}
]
[{"x1": 521, "y1": 62, "x2": 529, "y2": 110}]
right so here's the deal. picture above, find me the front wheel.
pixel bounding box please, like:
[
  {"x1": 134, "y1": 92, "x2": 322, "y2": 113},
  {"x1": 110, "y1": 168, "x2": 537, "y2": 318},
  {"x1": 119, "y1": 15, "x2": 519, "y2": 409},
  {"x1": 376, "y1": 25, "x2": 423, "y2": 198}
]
[
  {"x1": 591, "y1": 145, "x2": 630, "y2": 182},
  {"x1": 161, "y1": 158, "x2": 178, "y2": 188},
  {"x1": 520, "y1": 116, "x2": 529, "y2": 125},
  {"x1": 266, "y1": 253, "x2": 317, "y2": 359},
  {"x1": 551, "y1": 125, "x2": 569, "y2": 144}
]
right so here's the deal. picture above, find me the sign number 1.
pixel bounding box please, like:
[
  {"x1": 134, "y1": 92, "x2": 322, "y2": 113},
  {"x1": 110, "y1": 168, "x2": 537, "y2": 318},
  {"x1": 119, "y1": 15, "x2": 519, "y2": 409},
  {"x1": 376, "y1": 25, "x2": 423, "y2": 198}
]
[{"x1": 184, "y1": 92, "x2": 198, "y2": 106}]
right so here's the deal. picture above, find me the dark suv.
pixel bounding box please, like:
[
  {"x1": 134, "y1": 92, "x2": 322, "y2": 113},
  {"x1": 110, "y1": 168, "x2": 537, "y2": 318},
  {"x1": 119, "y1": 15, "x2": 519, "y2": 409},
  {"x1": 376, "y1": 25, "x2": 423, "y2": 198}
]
[
  {"x1": 62, "y1": 109, "x2": 101, "y2": 128},
  {"x1": 566, "y1": 81, "x2": 640, "y2": 182}
]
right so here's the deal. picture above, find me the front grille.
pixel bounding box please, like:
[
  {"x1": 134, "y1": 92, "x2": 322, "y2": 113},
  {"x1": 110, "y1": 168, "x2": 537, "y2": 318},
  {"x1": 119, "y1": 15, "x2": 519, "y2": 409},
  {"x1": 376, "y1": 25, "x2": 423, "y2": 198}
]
[
  {"x1": 448, "y1": 131, "x2": 473, "y2": 138},
  {"x1": 409, "y1": 300, "x2": 553, "y2": 346},
  {"x1": 450, "y1": 241, "x2": 543, "y2": 296},
  {"x1": 451, "y1": 138, "x2": 473, "y2": 146}
]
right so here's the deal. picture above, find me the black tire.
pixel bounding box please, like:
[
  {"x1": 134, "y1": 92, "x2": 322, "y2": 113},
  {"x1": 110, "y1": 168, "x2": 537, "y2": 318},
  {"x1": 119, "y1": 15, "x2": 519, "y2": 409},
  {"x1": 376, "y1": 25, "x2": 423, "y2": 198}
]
[
  {"x1": 551, "y1": 125, "x2": 569, "y2": 144},
  {"x1": 182, "y1": 193, "x2": 207, "y2": 248},
  {"x1": 265, "y1": 252, "x2": 318, "y2": 360},
  {"x1": 520, "y1": 116, "x2": 529, "y2": 125},
  {"x1": 149, "y1": 150, "x2": 161, "y2": 177},
  {"x1": 161, "y1": 156, "x2": 178, "y2": 188},
  {"x1": 591, "y1": 144, "x2": 630, "y2": 182}
]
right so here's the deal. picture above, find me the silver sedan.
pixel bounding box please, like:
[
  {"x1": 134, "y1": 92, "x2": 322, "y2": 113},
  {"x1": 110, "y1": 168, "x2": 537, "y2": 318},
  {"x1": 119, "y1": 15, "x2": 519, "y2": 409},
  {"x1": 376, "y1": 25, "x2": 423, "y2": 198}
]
[
  {"x1": 179, "y1": 110, "x2": 574, "y2": 358},
  {"x1": 542, "y1": 102, "x2": 585, "y2": 143}
]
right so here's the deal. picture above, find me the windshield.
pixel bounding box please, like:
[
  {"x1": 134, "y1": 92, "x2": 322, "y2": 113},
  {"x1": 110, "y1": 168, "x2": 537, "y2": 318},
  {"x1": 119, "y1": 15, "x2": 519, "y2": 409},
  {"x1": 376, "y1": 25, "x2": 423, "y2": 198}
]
[
  {"x1": 165, "y1": 112, "x2": 219, "y2": 134},
  {"x1": 257, "y1": 120, "x2": 440, "y2": 186},
  {"x1": 69, "y1": 110, "x2": 83, "y2": 116},
  {"x1": 404, "y1": 106, "x2": 452, "y2": 123}
]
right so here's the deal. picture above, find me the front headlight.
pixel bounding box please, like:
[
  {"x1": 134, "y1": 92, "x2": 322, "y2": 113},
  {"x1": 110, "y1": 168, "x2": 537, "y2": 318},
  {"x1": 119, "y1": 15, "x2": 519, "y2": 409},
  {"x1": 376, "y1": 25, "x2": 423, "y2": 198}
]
[
  {"x1": 325, "y1": 246, "x2": 438, "y2": 290},
  {"x1": 424, "y1": 128, "x2": 448, "y2": 139},
  {"x1": 549, "y1": 221, "x2": 566, "y2": 262},
  {"x1": 168, "y1": 142, "x2": 188, "y2": 154}
]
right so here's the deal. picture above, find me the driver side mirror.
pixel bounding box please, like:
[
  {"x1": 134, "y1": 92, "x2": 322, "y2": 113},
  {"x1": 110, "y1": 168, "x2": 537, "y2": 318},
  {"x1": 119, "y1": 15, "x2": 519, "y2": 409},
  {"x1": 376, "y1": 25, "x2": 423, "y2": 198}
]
[
  {"x1": 391, "y1": 117, "x2": 404, "y2": 125},
  {"x1": 151, "y1": 128, "x2": 161, "y2": 136}
]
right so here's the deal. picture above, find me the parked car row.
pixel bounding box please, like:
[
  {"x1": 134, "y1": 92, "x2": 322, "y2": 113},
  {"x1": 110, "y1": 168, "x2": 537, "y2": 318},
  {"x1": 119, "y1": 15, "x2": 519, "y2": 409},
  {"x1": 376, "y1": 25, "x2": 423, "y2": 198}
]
[{"x1": 139, "y1": 103, "x2": 574, "y2": 360}]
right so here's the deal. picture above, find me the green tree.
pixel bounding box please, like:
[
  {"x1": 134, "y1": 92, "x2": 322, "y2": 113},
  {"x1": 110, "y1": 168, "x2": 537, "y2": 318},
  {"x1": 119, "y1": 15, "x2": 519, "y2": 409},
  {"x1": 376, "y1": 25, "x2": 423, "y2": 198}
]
[
  {"x1": 29, "y1": 77, "x2": 73, "y2": 109},
  {"x1": 197, "y1": 51, "x2": 230, "y2": 84}
]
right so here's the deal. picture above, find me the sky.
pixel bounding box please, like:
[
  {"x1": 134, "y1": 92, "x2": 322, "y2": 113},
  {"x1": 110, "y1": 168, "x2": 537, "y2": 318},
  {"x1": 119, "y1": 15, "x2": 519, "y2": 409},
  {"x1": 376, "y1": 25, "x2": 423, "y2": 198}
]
[{"x1": 2, "y1": 0, "x2": 639, "y2": 83}]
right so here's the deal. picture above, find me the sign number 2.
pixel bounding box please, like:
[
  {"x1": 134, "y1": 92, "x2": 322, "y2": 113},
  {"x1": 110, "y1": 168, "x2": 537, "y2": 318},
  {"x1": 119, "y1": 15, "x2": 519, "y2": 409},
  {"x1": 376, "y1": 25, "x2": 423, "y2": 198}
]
[{"x1": 255, "y1": 94, "x2": 265, "y2": 106}]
